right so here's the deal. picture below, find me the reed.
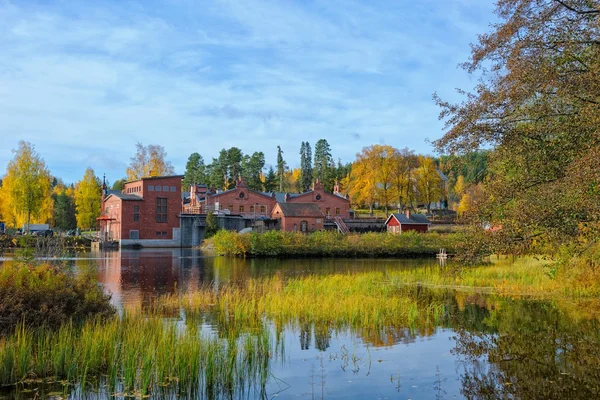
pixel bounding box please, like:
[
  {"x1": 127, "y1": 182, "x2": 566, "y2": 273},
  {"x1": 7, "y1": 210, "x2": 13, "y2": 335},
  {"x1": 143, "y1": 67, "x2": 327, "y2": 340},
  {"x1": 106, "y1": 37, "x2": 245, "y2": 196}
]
[{"x1": 0, "y1": 313, "x2": 273, "y2": 398}]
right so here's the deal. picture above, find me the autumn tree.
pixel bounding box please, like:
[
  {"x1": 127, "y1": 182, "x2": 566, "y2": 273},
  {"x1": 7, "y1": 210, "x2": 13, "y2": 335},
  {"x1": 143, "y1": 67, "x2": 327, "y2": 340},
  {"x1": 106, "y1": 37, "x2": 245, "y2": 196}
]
[
  {"x1": 434, "y1": 0, "x2": 600, "y2": 255},
  {"x1": 391, "y1": 147, "x2": 418, "y2": 212},
  {"x1": 126, "y1": 143, "x2": 175, "y2": 180},
  {"x1": 416, "y1": 156, "x2": 442, "y2": 214},
  {"x1": 183, "y1": 152, "x2": 207, "y2": 189},
  {"x1": 75, "y1": 168, "x2": 102, "y2": 229},
  {"x1": 0, "y1": 141, "x2": 53, "y2": 228}
]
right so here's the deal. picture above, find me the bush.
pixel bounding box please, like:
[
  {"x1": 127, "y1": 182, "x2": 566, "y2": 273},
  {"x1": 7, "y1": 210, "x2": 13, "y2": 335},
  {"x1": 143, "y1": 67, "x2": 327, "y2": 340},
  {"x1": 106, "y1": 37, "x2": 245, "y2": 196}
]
[
  {"x1": 0, "y1": 263, "x2": 114, "y2": 334},
  {"x1": 212, "y1": 230, "x2": 460, "y2": 258}
]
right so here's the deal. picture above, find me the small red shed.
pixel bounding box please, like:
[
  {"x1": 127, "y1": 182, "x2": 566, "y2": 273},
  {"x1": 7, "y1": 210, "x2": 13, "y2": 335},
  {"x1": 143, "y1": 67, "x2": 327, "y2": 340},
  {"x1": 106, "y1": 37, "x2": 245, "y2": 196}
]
[{"x1": 385, "y1": 210, "x2": 431, "y2": 234}]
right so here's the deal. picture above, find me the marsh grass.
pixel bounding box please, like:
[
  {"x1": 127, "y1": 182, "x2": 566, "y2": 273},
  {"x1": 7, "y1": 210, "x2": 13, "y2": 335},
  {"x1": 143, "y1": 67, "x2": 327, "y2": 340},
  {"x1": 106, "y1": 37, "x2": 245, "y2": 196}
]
[
  {"x1": 0, "y1": 314, "x2": 274, "y2": 398},
  {"x1": 161, "y1": 273, "x2": 448, "y2": 334}
]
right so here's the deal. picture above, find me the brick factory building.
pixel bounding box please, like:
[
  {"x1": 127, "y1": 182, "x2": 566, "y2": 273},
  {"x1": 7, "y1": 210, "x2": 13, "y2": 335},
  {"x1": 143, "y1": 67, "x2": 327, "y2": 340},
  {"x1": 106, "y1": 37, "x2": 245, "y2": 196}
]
[{"x1": 99, "y1": 175, "x2": 184, "y2": 247}]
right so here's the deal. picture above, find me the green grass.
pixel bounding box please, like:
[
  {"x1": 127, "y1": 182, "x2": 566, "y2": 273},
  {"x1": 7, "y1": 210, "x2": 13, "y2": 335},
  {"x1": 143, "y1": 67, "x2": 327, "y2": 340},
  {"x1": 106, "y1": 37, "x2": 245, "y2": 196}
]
[{"x1": 0, "y1": 314, "x2": 273, "y2": 398}]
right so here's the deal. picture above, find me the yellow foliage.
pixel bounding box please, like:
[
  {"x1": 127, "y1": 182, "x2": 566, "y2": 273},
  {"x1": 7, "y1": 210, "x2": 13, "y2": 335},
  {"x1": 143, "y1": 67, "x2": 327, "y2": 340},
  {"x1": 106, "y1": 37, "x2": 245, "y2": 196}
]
[
  {"x1": 0, "y1": 141, "x2": 53, "y2": 228},
  {"x1": 75, "y1": 168, "x2": 102, "y2": 229}
]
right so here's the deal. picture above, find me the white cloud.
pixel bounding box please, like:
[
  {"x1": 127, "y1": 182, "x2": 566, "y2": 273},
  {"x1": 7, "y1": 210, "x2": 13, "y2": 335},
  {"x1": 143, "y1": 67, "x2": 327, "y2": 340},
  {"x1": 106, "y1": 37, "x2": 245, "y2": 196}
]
[{"x1": 0, "y1": 0, "x2": 495, "y2": 183}]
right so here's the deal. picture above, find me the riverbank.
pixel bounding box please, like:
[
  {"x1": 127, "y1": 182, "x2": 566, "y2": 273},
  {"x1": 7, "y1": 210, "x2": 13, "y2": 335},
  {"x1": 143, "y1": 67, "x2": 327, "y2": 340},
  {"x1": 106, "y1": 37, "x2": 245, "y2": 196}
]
[
  {"x1": 210, "y1": 230, "x2": 460, "y2": 258},
  {"x1": 0, "y1": 235, "x2": 91, "y2": 255}
]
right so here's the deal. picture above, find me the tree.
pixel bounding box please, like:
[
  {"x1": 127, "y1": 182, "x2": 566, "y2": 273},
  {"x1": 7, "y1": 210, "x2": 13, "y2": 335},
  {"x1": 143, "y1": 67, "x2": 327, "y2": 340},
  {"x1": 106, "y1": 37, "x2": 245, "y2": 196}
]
[
  {"x1": 241, "y1": 152, "x2": 265, "y2": 190},
  {"x1": 416, "y1": 156, "x2": 442, "y2": 214},
  {"x1": 126, "y1": 143, "x2": 175, "y2": 180},
  {"x1": 0, "y1": 141, "x2": 53, "y2": 228},
  {"x1": 299, "y1": 142, "x2": 313, "y2": 192},
  {"x1": 454, "y1": 175, "x2": 466, "y2": 199},
  {"x1": 183, "y1": 153, "x2": 207, "y2": 189},
  {"x1": 226, "y1": 147, "x2": 243, "y2": 188},
  {"x1": 434, "y1": 0, "x2": 600, "y2": 254},
  {"x1": 112, "y1": 179, "x2": 126, "y2": 191},
  {"x1": 52, "y1": 184, "x2": 76, "y2": 231},
  {"x1": 209, "y1": 149, "x2": 229, "y2": 190},
  {"x1": 313, "y1": 139, "x2": 335, "y2": 191},
  {"x1": 276, "y1": 146, "x2": 287, "y2": 192},
  {"x1": 264, "y1": 167, "x2": 277, "y2": 192},
  {"x1": 391, "y1": 147, "x2": 418, "y2": 211},
  {"x1": 75, "y1": 168, "x2": 102, "y2": 230}
]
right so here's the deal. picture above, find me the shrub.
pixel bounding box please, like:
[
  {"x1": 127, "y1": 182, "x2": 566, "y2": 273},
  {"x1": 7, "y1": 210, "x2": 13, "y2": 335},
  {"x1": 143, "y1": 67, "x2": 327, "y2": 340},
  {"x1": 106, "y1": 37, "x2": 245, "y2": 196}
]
[{"x1": 0, "y1": 263, "x2": 114, "y2": 334}]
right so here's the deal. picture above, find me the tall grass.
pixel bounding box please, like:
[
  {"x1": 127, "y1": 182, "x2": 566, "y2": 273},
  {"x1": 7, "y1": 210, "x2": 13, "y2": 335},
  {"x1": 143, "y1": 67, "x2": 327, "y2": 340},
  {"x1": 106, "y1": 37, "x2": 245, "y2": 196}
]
[
  {"x1": 161, "y1": 273, "x2": 448, "y2": 334},
  {"x1": 212, "y1": 230, "x2": 460, "y2": 258},
  {"x1": 0, "y1": 314, "x2": 274, "y2": 398}
]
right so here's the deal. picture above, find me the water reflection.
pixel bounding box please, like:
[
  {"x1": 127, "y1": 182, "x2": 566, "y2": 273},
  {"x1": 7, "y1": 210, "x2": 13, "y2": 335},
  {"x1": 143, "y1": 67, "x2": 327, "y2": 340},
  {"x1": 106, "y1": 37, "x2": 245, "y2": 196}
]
[{"x1": 2, "y1": 250, "x2": 600, "y2": 399}]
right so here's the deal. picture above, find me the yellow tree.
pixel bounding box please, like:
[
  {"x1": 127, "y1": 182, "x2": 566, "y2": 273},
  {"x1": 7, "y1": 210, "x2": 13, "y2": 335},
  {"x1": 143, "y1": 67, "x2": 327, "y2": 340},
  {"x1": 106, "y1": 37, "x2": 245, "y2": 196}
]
[
  {"x1": 347, "y1": 145, "x2": 396, "y2": 215},
  {"x1": 0, "y1": 141, "x2": 53, "y2": 228},
  {"x1": 391, "y1": 147, "x2": 418, "y2": 212},
  {"x1": 126, "y1": 143, "x2": 175, "y2": 180},
  {"x1": 75, "y1": 168, "x2": 102, "y2": 230},
  {"x1": 416, "y1": 156, "x2": 442, "y2": 214}
]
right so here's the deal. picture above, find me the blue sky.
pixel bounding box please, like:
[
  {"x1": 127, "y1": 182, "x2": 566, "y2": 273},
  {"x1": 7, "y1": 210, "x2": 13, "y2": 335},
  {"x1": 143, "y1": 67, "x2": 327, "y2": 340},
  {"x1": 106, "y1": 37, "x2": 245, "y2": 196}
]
[{"x1": 0, "y1": 0, "x2": 496, "y2": 184}]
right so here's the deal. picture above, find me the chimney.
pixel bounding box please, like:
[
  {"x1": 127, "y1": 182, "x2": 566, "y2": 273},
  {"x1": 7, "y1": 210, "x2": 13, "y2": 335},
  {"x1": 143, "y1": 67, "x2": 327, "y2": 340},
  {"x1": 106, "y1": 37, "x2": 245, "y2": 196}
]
[
  {"x1": 333, "y1": 180, "x2": 340, "y2": 194},
  {"x1": 285, "y1": 193, "x2": 291, "y2": 202},
  {"x1": 405, "y1": 209, "x2": 411, "y2": 219}
]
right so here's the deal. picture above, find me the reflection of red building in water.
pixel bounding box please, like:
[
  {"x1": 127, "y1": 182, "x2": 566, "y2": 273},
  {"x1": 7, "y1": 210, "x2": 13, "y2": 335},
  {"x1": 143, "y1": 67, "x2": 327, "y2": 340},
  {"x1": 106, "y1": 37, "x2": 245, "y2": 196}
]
[{"x1": 99, "y1": 175, "x2": 183, "y2": 247}]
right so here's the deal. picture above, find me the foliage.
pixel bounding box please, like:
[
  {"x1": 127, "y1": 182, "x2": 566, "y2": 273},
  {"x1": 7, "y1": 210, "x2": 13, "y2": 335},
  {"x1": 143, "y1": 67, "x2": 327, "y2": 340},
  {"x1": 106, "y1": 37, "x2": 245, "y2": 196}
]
[
  {"x1": 0, "y1": 141, "x2": 53, "y2": 229},
  {"x1": 212, "y1": 230, "x2": 459, "y2": 258},
  {"x1": 299, "y1": 141, "x2": 313, "y2": 192},
  {"x1": 74, "y1": 168, "x2": 101, "y2": 230},
  {"x1": 52, "y1": 184, "x2": 76, "y2": 231},
  {"x1": 111, "y1": 178, "x2": 126, "y2": 191},
  {"x1": 126, "y1": 142, "x2": 175, "y2": 180},
  {"x1": 434, "y1": 0, "x2": 600, "y2": 256},
  {"x1": 263, "y1": 166, "x2": 277, "y2": 192},
  {"x1": 241, "y1": 151, "x2": 265, "y2": 190},
  {"x1": 0, "y1": 263, "x2": 114, "y2": 334},
  {"x1": 276, "y1": 145, "x2": 286, "y2": 192},
  {"x1": 313, "y1": 139, "x2": 335, "y2": 191},
  {"x1": 416, "y1": 155, "x2": 443, "y2": 213},
  {"x1": 204, "y1": 212, "x2": 219, "y2": 238},
  {"x1": 182, "y1": 152, "x2": 207, "y2": 189}
]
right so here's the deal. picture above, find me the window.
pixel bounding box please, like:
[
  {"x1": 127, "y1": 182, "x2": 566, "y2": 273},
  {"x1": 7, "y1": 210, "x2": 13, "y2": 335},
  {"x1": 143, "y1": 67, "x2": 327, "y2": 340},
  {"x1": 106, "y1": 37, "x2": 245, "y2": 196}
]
[
  {"x1": 300, "y1": 220, "x2": 308, "y2": 232},
  {"x1": 326, "y1": 207, "x2": 331, "y2": 216},
  {"x1": 156, "y1": 186, "x2": 161, "y2": 192},
  {"x1": 293, "y1": 224, "x2": 297, "y2": 232},
  {"x1": 335, "y1": 207, "x2": 340, "y2": 215},
  {"x1": 163, "y1": 186, "x2": 169, "y2": 191},
  {"x1": 170, "y1": 186, "x2": 176, "y2": 192},
  {"x1": 133, "y1": 205, "x2": 139, "y2": 222},
  {"x1": 129, "y1": 230, "x2": 139, "y2": 240},
  {"x1": 239, "y1": 205, "x2": 245, "y2": 213},
  {"x1": 239, "y1": 191, "x2": 245, "y2": 199},
  {"x1": 157, "y1": 198, "x2": 167, "y2": 222},
  {"x1": 315, "y1": 194, "x2": 322, "y2": 200},
  {"x1": 228, "y1": 205, "x2": 233, "y2": 211},
  {"x1": 148, "y1": 185, "x2": 154, "y2": 191},
  {"x1": 250, "y1": 205, "x2": 255, "y2": 213},
  {"x1": 260, "y1": 205, "x2": 266, "y2": 213},
  {"x1": 156, "y1": 231, "x2": 162, "y2": 236},
  {"x1": 162, "y1": 231, "x2": 167, "y2": 236}
]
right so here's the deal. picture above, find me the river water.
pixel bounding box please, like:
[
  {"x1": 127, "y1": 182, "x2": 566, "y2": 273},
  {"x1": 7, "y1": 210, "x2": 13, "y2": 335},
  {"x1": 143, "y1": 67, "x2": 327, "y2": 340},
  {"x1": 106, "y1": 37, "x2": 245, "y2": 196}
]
[{"x1": 2, "y1": 249, "x2": 600, "y2": 399}]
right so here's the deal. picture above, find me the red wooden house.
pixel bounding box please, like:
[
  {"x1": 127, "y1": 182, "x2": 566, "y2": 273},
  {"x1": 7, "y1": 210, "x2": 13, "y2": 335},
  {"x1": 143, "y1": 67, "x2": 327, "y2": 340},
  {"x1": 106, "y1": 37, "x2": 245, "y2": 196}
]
[{"x1": 385, "y1": 210, "x2": 431, "y2": 234}]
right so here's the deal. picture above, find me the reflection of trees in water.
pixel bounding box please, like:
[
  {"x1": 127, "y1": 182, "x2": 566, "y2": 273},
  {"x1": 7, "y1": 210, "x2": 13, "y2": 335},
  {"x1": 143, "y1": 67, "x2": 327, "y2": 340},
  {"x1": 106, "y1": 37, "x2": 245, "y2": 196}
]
[{"x1": 454, "y1": 300, "x2": 600, "y2": 399}]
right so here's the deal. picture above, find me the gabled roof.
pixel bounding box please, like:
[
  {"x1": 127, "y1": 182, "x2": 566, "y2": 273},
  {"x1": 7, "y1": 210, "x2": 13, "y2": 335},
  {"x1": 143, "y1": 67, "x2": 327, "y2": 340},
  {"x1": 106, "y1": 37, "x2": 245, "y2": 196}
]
[
  {"x1": 274, "y1": 203, "x2": 324, "y2": 217},
  {"x1": 105, "y1": 193, "x2": 143, "y2": 201},
  {"x1": 124, "y1": 175, "x2": 184, "y2": 184},
  {"x1": 385, "y1": 213, "x2": 431, "y2": 225},
  {"x1": 289, "y1": 190, "x2": 349, "y2": 203}
]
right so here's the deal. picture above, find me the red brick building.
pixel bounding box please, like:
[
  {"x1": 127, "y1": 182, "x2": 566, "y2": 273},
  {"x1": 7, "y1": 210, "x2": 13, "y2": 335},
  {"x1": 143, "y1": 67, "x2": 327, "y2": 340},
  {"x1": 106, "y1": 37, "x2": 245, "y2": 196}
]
[
  {"x1": 385, "y1": 211, "x2": 431, "y2": 233},
  {"x1": 286, "y1": 180, "x2": 351, "y2": 219},
  {"x1": 271, "y1": 203, "x2": 325, "y2": 232},
  {"x1": 100, "y1": 175, "x2": 184, "y2": 247},
  {"x1": 183, "y1": 178, "x2": 278, "y2": 218}
]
